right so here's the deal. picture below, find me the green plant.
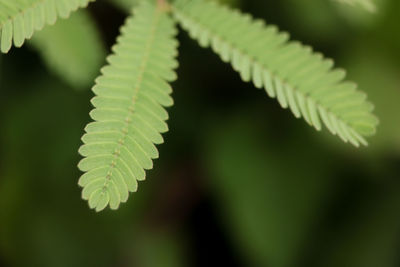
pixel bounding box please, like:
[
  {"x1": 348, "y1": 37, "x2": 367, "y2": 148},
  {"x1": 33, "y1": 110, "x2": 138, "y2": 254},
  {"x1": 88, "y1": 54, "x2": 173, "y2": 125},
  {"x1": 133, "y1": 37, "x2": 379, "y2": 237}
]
[{"x1": 0, "y1": 0, "x2": 378, "y2": 211}]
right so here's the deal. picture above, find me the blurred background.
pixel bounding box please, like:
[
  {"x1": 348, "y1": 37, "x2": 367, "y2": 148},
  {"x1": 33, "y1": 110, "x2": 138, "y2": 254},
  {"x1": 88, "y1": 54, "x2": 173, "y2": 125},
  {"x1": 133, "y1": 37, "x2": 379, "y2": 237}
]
[{"x1": 1, "y1": 0, "x2": 400, "y2": 266}]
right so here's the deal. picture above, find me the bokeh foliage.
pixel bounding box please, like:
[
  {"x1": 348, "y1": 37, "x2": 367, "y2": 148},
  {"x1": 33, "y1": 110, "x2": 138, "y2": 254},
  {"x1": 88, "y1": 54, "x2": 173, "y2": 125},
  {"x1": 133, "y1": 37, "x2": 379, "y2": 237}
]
[{"x1": 0, "y1": 0, "x2": 399, "y2": 266}]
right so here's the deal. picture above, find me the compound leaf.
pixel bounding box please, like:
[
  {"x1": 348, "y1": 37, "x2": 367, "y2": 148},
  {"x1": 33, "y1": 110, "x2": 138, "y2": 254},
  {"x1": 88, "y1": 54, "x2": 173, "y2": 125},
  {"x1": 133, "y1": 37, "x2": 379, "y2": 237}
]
[
  {"x1": 173, "y1": 0, "x2": 378, "y2": 147},
  {"x1": 78, "y1": 0, "x2": 178, "y2": 212},
  {"x1": 0, "y1": 0, "x2": 94, "y2": 53}
]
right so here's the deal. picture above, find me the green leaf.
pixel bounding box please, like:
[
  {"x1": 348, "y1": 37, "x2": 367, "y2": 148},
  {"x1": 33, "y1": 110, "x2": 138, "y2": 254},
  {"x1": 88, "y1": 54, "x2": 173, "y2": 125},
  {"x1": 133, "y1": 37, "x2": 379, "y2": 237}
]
[
  {"x1": 29, "y1": 10, "x2": 106, "y2": 88},
  {"x1": 172, "y1": 0, "x2": 378, "y2": 147},
  {"x1": 0, "y1": 0, "x2": 95, "y2": 53},
  {"x1": 78, "y1": 1, "x2": 179, "y2": 212},
  {"x1": 204, "y1": 115, "x2": 335, "y2": 267},
  {"x1": 334, "y1": 0, "x2": 377, "y2": 12}
]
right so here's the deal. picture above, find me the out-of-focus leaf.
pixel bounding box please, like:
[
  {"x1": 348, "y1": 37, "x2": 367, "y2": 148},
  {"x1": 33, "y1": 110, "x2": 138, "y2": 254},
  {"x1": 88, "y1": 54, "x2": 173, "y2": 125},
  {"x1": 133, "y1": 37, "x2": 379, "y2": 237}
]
[
  {"x1": 270, "y1": 0, "x2": 344, "y2": 43},
  {"x1": 29, "y1": 10, "x2": 105, "y2": 89},
  {"x1": 334, "y1": 0, "x2": 377, "y2": 12},
  {"x1": 203, "y1": 112, "x2": 335, "y2": 267},
  {"x1": 332, "y1": 0, "x2": 388, "y2": 28},
  {"x1": 109, "y1": 0, "x2": 140, "y2": 11}
]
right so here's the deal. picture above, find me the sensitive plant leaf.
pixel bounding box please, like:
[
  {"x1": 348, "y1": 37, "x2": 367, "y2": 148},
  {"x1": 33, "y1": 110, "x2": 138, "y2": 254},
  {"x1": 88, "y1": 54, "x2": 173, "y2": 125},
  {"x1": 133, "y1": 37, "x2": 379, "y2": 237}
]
[
  {"x1": 78, "y1": 0, "x2": 179, "y2": 211},
  {"x1": 172, "y1": 0, "x2": 378, "y2": 147},
  {"x1": 0, "y1": 0, "x2": 95, "y2": 53},
  {"x1": 109, "y1": 0, "x2": 238, "y2": 13},
  {"x1": 30, "y1": 10, "x2": 105, "y2": 88}
]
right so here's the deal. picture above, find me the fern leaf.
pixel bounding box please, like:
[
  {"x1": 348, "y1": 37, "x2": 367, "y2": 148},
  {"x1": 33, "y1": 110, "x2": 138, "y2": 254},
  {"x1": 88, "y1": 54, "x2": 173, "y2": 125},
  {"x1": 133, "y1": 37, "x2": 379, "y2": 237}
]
[
  {"x1": 0, "y1": 0, "x2": 94, "y2": 53},
  {"x1": 78, "y1": 1, "x2": 178, "y2": 212},
  {"x1": 172, "y1": 0, "x2": 378, "y2": 146},
  {"x1": 29, "y1": 10, "x2": 105, "y2": 88}
]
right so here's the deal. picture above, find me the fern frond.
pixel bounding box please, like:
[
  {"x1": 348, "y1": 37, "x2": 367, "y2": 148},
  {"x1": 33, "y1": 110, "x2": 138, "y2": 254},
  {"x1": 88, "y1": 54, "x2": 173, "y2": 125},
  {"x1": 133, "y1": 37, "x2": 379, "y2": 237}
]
[
  {"x1": 30, "y1": 10, "x2": 105, "y2": 88},
  {"x1": 173, "y1": 0, "x2": 378, "y2": 146},
  {"x1": 0, "y1": 0, "x2": 94, "y2": 53},
  {"x1": 78, "y1": 1, "x2": 178, "y2": 212}
]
